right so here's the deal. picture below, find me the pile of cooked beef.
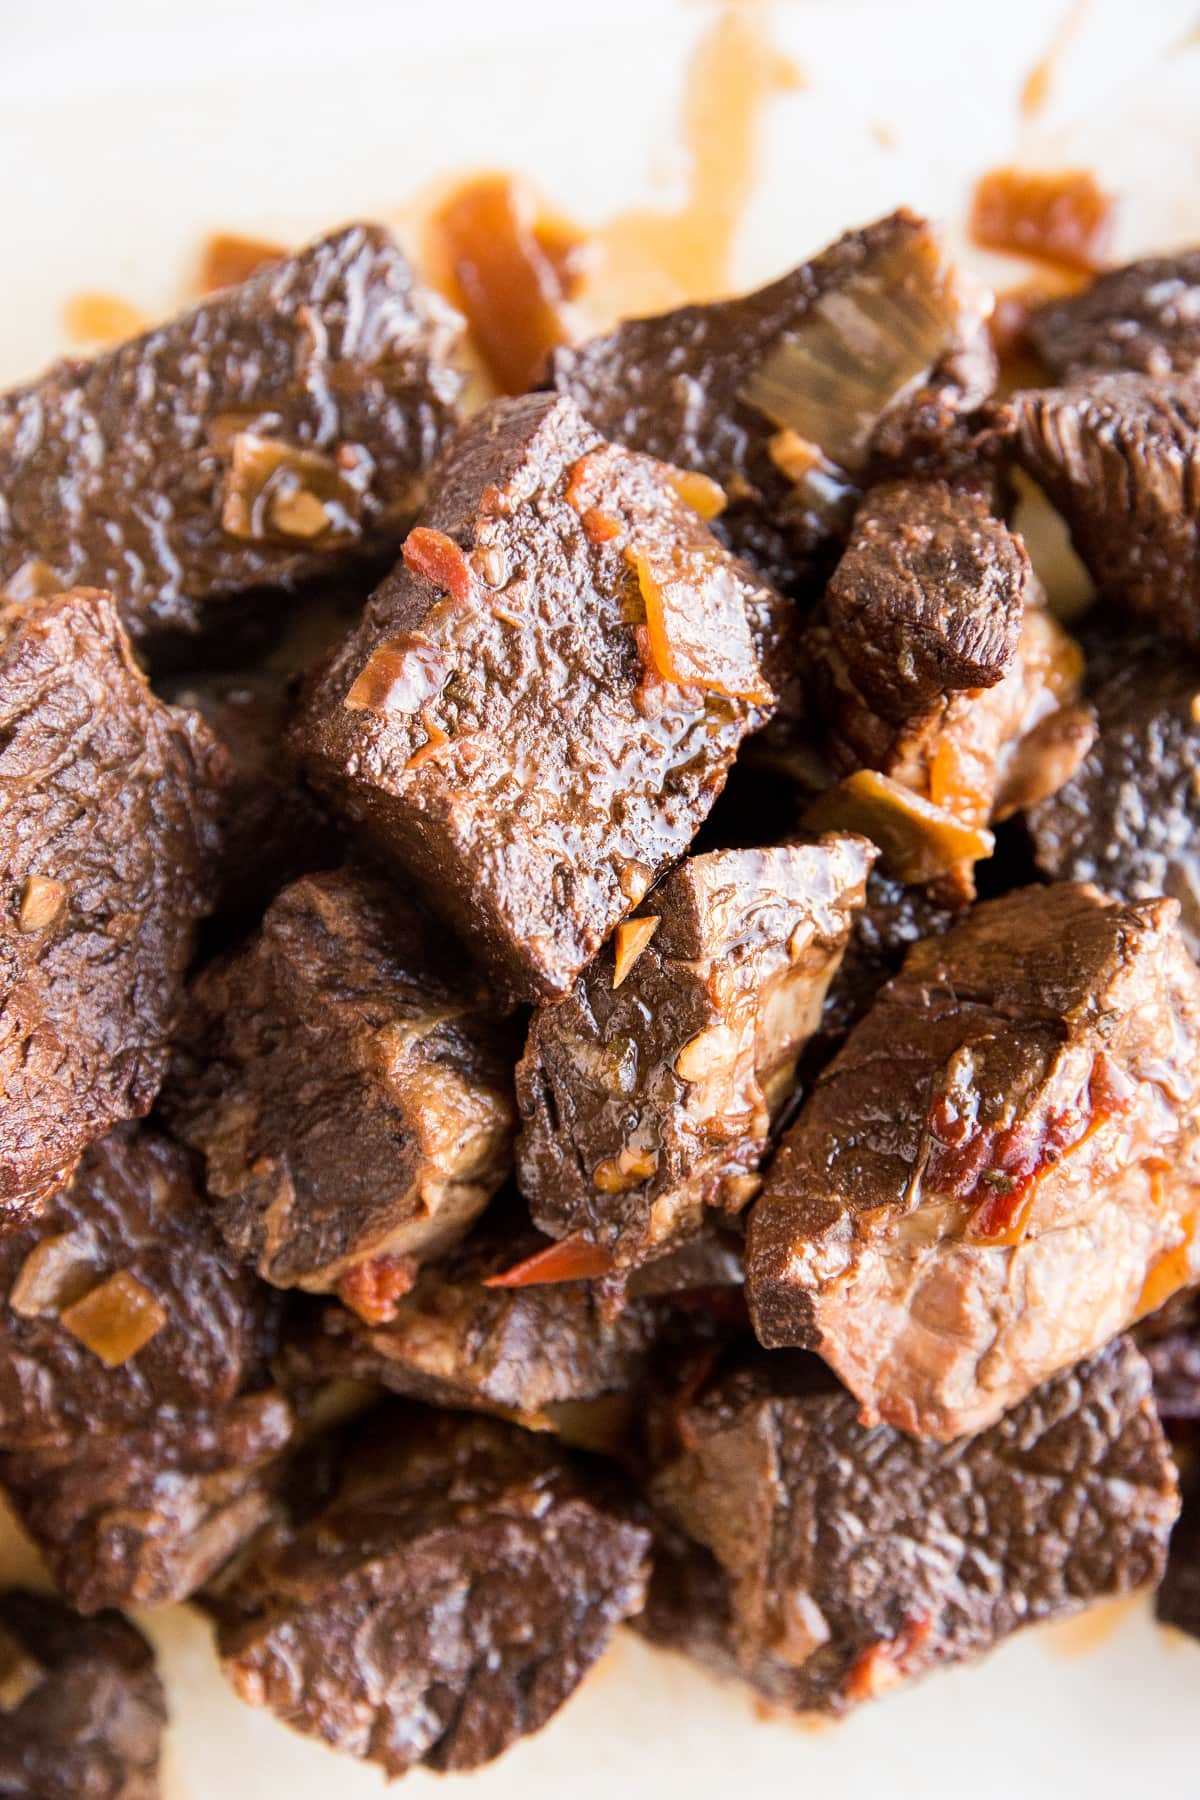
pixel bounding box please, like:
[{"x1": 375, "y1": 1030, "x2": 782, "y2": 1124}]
[{"x1": 1, "y1": 206, "x2": 1199, "y2": 1792}]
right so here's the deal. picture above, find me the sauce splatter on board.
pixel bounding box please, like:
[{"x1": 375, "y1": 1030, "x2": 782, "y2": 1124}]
[
  {"x1": 1021, "y1": 0, "x2": 1092, "y2": 118},
  {"x1": 62, "y1": 291, "x2": 146, "y2": 347}
]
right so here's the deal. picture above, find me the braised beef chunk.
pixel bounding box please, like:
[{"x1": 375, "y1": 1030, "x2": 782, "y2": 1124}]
[
  {"x1": 1008, "y1": 373, "x2": 1200, "y2": 647},
  {"x1": 1028, "y1": 628, "x2": 1200, "y2": 959},
  {"x1": 550, "y1": 210, "x2": 994, "y2": 589},
  {"x1": 0, "y1": 1124, "x2": 275, "y2": 1450},
  {"x1": 1027, "y1": 250, "x2": 1200, "y2": 378},
  {"x1": 823, "y1": 479, "x2": 1027, "y2": 718},
  {"x1": 803, "y1": 479, "x2": 1093, "y2": 898},
  {"x1": 1, "y1": 1391, "x2": 293, "y2": 1613},
  {"x1": 211, "y1": 1406, "x2": 650, "y2": 1777},
  {"x1": 516, "y1": 838, "x2": 873, "y2": 1272},
  {"x1": 168, "y1": 868, "x2": 516, "y2": 1295},
  {"x1": 161, "y1": 668, "x2": 341, "y2": 921},
  {"x1": 641, "y1": 1339, "x2": 1177, "y2": 1712},
  {"x1": 282, "y1": 1211, "x2": 662, "y2": 1424},
  {"x1": 747, "y1": 883, "x2": 1200, "y2": 1439},
  {"x1": 0, "y1": 1589, "x2": 166, "y2": 1799},
  {"x1": 0, "y1": 590, "x2": 224, "y2": 1218},
  {"x1": 0, "y1": 226, "x2": 464, "y2": 641},
  {"x1": 295, "y1": 393, "x2": 779, "y2": 1003}
]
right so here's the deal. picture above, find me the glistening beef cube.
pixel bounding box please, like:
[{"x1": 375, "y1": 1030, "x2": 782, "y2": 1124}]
[
  {"x1": 640, "y1": 1339, "x2": 1177, "y2": 1713},
  {"x1": 0, "y1": 1589, "x2": 166, "y2": 1800},
  {"x1": 211, "y1": 1405, "x2": 650, "y2": 1778},
  {"x1": 1007, "y1": 373, "x2": 1200, "y2": 648},
  {"x1": 167, "y1": 868, "x2": 516, "y2": 1295},
  {"x1": 747, "y1": 883, "x2": 1200, "y2": 1439},
  {"x1": 0, "y1": 590, "x2": 224, "y2": 1217},
  {"x1": 516, "y1": 838, "x2": 874, "y2": 1271},
  {"x1": 802, "y1": 479, "x2": 1093, "y2": 899},
  {"x1": 551, "y1": 210, "x2": 995, "y2": 588},
  {"x1": 0, "y1": 1390, "x2": 294, "y2": 1613},
  {"x1": 296, "y1": 393, "x2": 781, "y2": 1002},
  {"x1": 0, "y1": 1124, "x2": 276, "y2": 1450},
  {"x1": 1027, "y1": 250, "x2": 1200, "y2": 378},
  {"x1": 1028, "y1": 627, "x2": 1200, "y2": 960},
  {"x1": 0, "y1": 225, "x2": 465, "y2": 641}
]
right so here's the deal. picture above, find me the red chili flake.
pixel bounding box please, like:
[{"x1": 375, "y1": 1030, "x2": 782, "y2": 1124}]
[
  {"x1": 843, "y1": 1614, "x2": 935, "y2": 1704},
  {"x1": 402, "y1": 527, "x2": 474, "y2": 602},
  {"x1": 483, "y1": 1230, "x2": 615, "y2": 1288}
]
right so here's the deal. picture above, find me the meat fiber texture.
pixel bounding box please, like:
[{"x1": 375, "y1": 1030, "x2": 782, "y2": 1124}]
[
  {"x1": 517, "y1": 837, "x2": 874, "y2": 1271},
  {"x1": 0, "y1": 225, "x2": 465, "y2": 641},
  {"x1": 211, "y1": 1405, "x2": 651, "y2": 1778},
  {"x1": 295, "y1": 392, "x2": 780, "y2": 1003},
  {"x1": 747, "y1": 882, "x2": 1200, "y2": 1438},
  {"x1": 0, "y1": 588, "x2": 224, "y2": 1217},
  {"x1": 641, "y1": 1338, "x2": 1178, "y2": 1714},
  {"x1": 167, "y1": 867, "x2": 517, "y2": 1293}
]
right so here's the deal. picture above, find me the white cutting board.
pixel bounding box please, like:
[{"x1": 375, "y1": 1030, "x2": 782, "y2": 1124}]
[{"x1": 2, "y1": 1, "x2": 1200, "y2": 1793}]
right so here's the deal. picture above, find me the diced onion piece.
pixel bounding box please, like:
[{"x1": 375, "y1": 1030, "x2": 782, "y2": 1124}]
[
  {"x1": 667, "y1": 468, "x2": 728, "y2": 521},
  {"x1": 633, "y1": 546, "x2": 773, "y2": 704},
  {"x1": 741, "y1": 230, "x2": 971, "y2": 471},
  {"x1": 197, "y1": 232, "x2": 286, "y2": 294},
  {"x1": 612, "y1": 915, "x2": 660, "y2": 989},
  {"x1": 594, "y1": 1146, "x2": 659, "y2": 1192},
  {"x1": 8, "y1": 1232, "x2": 97, "y2": 1318},
  {"x1": 1, "y1": 559, "x2": 63, "y2": 603},
  {"x1": 16, "y1": 876, "x2": 66, "y2": 934},
  {"x1": 0, "y1": 1626, "x2": 43, "y2": 1713},
  {"x1": 484, "y1": 1231, "x2": 615, "y2": 1288},
  {"x1": 969, "y1": 167, "x2": 1117, "y2": 273},
  {"x1": 58, "y1": 1269, "x2": 168, "y2": 1368},
  {"x1": 802, "y1": 770, "x2": 994, "y2": 885},
  {"x1": 221, "y1": 433, "x2": 371, "y2": 545}
]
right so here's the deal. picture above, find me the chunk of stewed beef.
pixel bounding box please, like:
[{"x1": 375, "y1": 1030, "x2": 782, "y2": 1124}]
[
  {"x1": 516, "y1": 837, "x2": 873, "y2": 1272},
  {"x1": 1007, "y1": 373, "x2": 1200, "y2": 648},
  {"x1": 0, "y1": 590, "x2": 224, "y2": 1218},
  {"x1": 0, "y1": 1390, "x2": 293, "y2": 1613},
  {"x1": 551, "y1": 210, "x2": 994, "y2": 590},
  {"x1": 641, "y1": 1338, "x2": 1177, "y2": 1711},
  {"x1": 210, "y1": 1405, "x2": 650, "y2": 1778},
  {"x1": 1028, "y1": 626, "x2": 1200, "y2": 959},
  {"x1": 1027, "y1": 250, "x2": 1200, "y2": 379},
  {"x1": 0, "y1": 1589, "x2": 166, "y2": 1800},
  {"x1": 747, "y1": 883, "x2": 1200, "y2": 1439},
  {"x1": 818, "y1": 869, "x2": 958, "y2": 1045},
  {"x1": 802, "y1": 479, "x2": 1093, "y2": 898},
  {"x1": 0, "y1": 1124, "x2": 276, "y2": 1450},
  {"x1": 167, "y1": 867, "x2": 516, "y2": 1295},
  {"x1": 295, "y1": 393, "x2": 780, "y2": 1002},
  {"x1": 0, "y1": 226, "x2": 464, "y2": 642}
]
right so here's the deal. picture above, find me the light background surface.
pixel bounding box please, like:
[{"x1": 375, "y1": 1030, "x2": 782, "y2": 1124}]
[{"x1": 2, "y1": 0, "x2": 1200, "y2": 1792}]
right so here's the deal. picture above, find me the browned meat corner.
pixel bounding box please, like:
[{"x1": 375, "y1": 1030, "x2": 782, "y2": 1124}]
[
  {"x1": 0, "y1": 589, "x2": 225, "y2": 1218},
  {"x1": 1028, "y1": 625, "x2": 1200, "y2": 960},
  {"x1": 640, "y1": 1338, "x2": 1177, "y2": 1712},
  {"x1": 0, "y1": 1124, "x2": 277, "y2": 1450},
  {"x1": 516, "y1": 837, "x2": 874, "y2": 1272},
  {"x1": 161, "y1": 665, "x2": 343, "y2": 922},
  {"x1": 294, "y1": 392, "x2": 780, "y2": 1003},
  {"x1": 551, "y1": 209, "x2": 995, "y2": 590},
  {"x1": 282, "y1": 1207, "x2": 663, "y2": 1426},
  {"x1": 802, "y1": 478, "x2": 1093, "y2": 898},
  {"x1": 747, "y1": 882, "x2": 1200, "y2": 1439},
  {"x1": 0, "y1": 1391, "x2": 294, "y2": 1613},
  {"x1": 167, "y1": 867, "x2": 517, "y2": 1294},
  {"x1": 210, "y1": 1405, "x2": 650, "y2": 1778},
  {"x1": 1007, "y1": 373, "x2": 1200, "y2": 648},
  {"x1": 0, "y1": 225, "x2": 465, "y2": 641},
  {"x1": 1027, "y1": 250, "x2": 1200, "y2": 379},
  {"x1": 0, "y1": 1588, "x2": 166, "y2": 1799}
]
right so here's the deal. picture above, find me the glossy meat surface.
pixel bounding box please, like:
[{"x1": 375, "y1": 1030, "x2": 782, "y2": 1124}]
[
  {"x1": 0, "y1": 226, "x2": 464, "y2": 640},
  {"x1": 0, "y1": 590, "x2": 224, "y2": 1216}
]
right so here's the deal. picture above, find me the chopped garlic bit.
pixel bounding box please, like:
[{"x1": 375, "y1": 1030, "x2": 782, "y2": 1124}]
[{"x1": 59, "y1": 1269, "x2": 168, "y2": 1368}]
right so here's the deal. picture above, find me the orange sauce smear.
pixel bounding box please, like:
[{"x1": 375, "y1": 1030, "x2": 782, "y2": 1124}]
[
  {"x1": 969, "y1": 167, "x2": 1118, "y2": 274},
  {"x1": 1020, "y1": 0, "x2": 1091, "y2": 118},
  {"x1": 62, "y1": 291, "x2": 146, "y2": 347}
]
